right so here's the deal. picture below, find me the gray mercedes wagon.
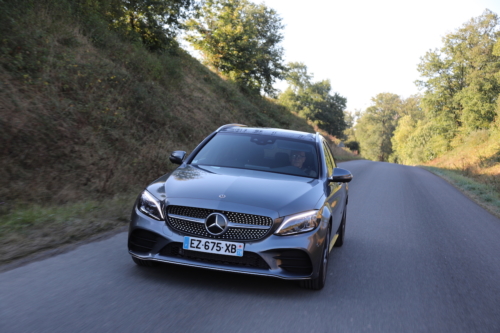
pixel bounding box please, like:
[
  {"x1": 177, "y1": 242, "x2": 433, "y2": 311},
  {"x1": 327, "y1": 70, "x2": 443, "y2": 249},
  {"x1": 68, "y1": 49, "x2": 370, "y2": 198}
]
[{"x1": 128, "y1": 124, "x2": 352, "y2": 290}]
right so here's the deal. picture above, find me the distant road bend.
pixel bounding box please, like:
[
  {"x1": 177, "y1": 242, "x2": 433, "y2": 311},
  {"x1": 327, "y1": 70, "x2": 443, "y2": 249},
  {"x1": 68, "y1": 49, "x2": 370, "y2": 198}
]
[{"x1": 1, "y1": 160, "x2": 499, "y2": 332}]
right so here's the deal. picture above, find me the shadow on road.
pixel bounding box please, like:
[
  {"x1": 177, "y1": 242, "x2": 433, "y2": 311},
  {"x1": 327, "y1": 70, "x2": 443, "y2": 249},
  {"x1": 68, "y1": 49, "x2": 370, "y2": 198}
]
[{"x1": 123, "y1": 246, "x2": 358, "y2": 298}]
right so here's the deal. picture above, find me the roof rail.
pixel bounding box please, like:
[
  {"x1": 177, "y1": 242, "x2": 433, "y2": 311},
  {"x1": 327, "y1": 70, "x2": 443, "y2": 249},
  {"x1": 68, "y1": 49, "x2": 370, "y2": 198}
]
[{"x1": 215, "y1": 124, "x2": 247, "y2": 132}]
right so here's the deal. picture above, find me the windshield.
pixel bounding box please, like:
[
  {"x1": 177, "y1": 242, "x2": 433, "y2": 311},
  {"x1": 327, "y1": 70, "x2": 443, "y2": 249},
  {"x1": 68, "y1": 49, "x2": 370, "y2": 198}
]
[{"x1": 191, "y1": 133, "x2": 319, "y2": 178}]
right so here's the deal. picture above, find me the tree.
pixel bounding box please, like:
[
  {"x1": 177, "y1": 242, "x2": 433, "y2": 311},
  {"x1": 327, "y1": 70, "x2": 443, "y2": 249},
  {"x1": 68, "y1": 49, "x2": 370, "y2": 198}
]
[
  {"x1": 186, "y1": 0, "x2": 286, "y2": 94},
  {"x1": 389, "y1": 95, "x2": 441, "y2": 164},
  {"x1": 417, "y1": 9, "x2": 500, "y2": 133},
  {"x1": 491, "y1": 35, "x2": 500, "y2": 126},
  {"x1": 80, "y1": 0, "x2": 199, "y2": 51},
  {"x1": 343, "y1": 111, "x2": 360, "y2": 153},
  {"x1": 355, "y1": 93, "x2": 401, "y2": 161},
  {"x1": 279, "y1": 62, "x2": 347, "y2": 137}
]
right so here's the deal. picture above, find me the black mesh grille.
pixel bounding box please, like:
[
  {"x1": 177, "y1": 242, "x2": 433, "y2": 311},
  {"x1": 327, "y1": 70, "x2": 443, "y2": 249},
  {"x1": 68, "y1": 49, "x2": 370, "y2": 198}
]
[
  {"x1": 128, "y1": 229, "x2": 159, "y2": 253},
  {"x1": 160, "y1": 242, "x2": 270, "y2": 269},
  {"x1": 275, "y1": 250, "x2": 313, "y2": 275},
  {"x1": 224, "y1": 211, "x2": 272, "y2": 226},
  {"x1": 167, "y1": 205, "x2": 273, "y2": 241},
  {"x1": 168, "y1": 206, "x2": 212, "y2": 220},
  {"x1": 168, "y1": 206, "x2": 273, "y2": 226}
]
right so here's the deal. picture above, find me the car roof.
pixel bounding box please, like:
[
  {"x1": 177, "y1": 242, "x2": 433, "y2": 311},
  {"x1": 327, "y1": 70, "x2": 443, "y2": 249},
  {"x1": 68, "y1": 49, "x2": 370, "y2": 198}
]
[{"x1": 216, "y1": 124, "x2": 318, "y2": 142}]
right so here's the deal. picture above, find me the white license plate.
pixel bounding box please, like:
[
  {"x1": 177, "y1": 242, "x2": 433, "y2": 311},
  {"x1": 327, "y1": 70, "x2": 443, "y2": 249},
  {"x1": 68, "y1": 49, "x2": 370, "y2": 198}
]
[{"x1": 183, "y1": 236, "x2": 244, "y2": 257}]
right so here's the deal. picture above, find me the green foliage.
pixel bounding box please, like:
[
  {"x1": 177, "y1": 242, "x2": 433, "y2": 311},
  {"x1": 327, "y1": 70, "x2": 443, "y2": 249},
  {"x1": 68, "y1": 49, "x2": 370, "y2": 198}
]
[
  {"x1": 392, "y1": 116, "x2": 451, "y2": 164},
  {"x1": 389, "y1": 95, "x2": 450, "y2": 164},
  {"x1": 344, "y1": 140, "x2": 359, "y2": 152},
  {"x1": 342, "y1": 111, "x2": 359, "y2": 152},
  {"x1": 76, "y1": 0, "x2": 199, "y2": 51},
  {"x1": 355, "y1": 93, "x2": 402, "y2": 161},
  {"x1": 387, "y1": 10, "x2": 500, "y2": 165},
  {"x1": 279, "y1": 62, "x2": 347, "y2": 137},
  {"x1": 186, "y1": 0, "x2": 286, "y2": 94},
  {"x1": 417, "y1": 9, "x2": 500, "y2": 134}
]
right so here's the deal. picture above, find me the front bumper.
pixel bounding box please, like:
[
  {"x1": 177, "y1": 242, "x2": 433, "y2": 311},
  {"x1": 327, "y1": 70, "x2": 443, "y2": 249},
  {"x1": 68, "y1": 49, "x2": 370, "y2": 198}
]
[{"x1": 128, "y1": 207, "x2": 329, "y2": 280}]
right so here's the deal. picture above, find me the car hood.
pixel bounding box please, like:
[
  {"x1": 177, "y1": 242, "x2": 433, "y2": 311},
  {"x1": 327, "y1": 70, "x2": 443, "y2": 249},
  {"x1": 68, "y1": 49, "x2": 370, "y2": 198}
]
[{"x1": 148, "y1": 165, "x2": 324, "y2": 218}]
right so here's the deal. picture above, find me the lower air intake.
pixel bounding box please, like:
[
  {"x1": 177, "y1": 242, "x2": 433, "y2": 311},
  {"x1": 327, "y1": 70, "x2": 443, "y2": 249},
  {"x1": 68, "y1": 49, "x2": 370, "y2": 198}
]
[
  {"x1": 128, "y1": 229, "x2": 159, "y2": 253},
  {"x1": 275, "y1": 249, "x2": 313, "y2": 275}
]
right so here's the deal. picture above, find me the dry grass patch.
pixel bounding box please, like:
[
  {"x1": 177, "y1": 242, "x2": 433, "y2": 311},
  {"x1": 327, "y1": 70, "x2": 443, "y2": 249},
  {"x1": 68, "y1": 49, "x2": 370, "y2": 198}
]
[
  {"x1": 0, "y1": 194, "x2": 135, "y2": 264},
  {"x1": 425, "y1": 129, "x2": 500, "y2": 193},
  {"x1": 422, "y1": 128, "x2": 500, "y2": 219}
]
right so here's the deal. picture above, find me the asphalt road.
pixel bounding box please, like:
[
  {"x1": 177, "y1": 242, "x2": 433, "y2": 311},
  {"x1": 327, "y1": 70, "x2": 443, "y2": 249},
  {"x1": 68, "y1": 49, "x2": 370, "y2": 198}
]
[{"x1": 1, "y1": 160, "x2": 500, "y2": 333}]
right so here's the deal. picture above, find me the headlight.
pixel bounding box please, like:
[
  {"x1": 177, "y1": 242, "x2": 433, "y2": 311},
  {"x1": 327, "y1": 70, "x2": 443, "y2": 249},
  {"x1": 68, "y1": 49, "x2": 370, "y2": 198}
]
[
  {"x1": 138, "y1": 191, "x2": 164, "y2": 221},
  {"x1": 275, "y1": 210, "x2": 319, "y2": 236}
]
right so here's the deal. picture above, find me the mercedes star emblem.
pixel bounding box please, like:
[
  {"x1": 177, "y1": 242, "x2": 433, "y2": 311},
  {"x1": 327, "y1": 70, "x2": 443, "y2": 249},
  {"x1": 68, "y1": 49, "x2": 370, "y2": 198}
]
[{"x1": 205, "y1": 212, "x2": 229, "y2": 235}]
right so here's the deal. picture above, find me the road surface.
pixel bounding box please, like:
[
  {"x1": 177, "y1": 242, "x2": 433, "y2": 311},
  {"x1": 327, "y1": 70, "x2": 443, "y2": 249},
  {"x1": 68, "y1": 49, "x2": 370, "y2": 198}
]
[{"x1": 1, "y1": 160, "x2": 499, "y2": 332}]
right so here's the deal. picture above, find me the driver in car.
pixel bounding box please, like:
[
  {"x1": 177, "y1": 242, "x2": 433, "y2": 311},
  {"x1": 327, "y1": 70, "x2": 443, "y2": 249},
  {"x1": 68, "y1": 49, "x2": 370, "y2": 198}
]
[{"x1": 290, "y1": 150, "x2": 316, "y2": 177}]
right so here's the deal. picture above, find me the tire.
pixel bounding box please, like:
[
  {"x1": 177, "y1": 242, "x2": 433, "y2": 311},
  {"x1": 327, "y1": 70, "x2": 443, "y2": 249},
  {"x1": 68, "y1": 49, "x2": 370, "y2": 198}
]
[
  {"x1": 334, "y1": 209, "x2": 346, "y2": 248},
  {"x1": 132, "y1": 256, "x2": 158, "y2": 267},
  {"x1": 300, "y1": 225, "x2": 330, "y2": 290}
]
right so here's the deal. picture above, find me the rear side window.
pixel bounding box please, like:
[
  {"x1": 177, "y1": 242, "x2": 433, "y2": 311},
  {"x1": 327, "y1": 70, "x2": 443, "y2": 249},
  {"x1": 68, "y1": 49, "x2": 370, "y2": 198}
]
[
  {"x1": 322, "y1": 142, "x2": 335, "y2": 176},
  {"x1": 325, "y1": 142, "x2": 337, "y2": 167}
]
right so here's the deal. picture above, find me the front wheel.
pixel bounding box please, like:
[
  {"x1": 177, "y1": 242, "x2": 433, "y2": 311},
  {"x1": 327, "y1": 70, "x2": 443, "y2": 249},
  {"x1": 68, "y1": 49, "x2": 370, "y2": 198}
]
[{"x1": 300, "y1": 226, "x2": 330, "y2": 290}]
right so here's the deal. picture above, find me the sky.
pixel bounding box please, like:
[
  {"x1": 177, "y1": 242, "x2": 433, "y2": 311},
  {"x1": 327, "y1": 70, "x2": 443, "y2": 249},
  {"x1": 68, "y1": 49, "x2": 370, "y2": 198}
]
[{"x1": 248, "y1": 0, "x2": 500, "y2": 111}]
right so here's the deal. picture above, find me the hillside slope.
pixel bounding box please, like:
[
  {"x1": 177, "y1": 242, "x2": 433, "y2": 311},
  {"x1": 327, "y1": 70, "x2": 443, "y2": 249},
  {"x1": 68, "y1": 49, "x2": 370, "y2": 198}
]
[
  {"x1": 0, "y1": 1, "x2": 358, "y2": 262},
  {"x1": 0, "y1": 0, "x2": 313, "y2": 206}
]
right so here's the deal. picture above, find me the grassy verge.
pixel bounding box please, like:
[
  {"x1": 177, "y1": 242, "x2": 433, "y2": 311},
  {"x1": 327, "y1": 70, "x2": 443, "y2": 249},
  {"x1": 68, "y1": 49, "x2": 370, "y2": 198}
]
[
  {"x1": 419, "y1": 166, "x2": 500, "y2": 219},
  {"x1": 0, "y1": 194, "x2": 136, "y2": 264},
  {"x1": 418, "y1": 128, "x2": 500, "y2": 219}
]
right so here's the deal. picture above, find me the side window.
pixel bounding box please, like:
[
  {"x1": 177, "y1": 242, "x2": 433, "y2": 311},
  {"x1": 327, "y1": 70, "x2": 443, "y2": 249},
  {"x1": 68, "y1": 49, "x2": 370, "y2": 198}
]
[
  {"x1": 322, "y1": 142, "x2": 334, "y2": 176},
  {"x1": 326, "y1": 142, "x2": 337, "y2": 168}
]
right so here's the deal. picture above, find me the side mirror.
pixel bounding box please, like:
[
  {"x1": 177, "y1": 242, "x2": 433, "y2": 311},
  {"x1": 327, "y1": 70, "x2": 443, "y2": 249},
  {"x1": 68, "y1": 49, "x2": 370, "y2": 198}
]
[
  {"x1": 328, "y1": 168, "x2": 353, "y2": 183},
  {"x1": 169, "y1": 151, "x2": 186, "y2": 165}
]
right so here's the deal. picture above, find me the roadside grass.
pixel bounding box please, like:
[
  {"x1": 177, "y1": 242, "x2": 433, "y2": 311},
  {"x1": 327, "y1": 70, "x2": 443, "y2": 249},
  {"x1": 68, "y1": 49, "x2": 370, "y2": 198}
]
[
  {"x1": 425, "y1": 129, "x2": 500, "y2": 187},
  {"x1": 420, "y1": 166, "x2": 500, "y2": 219},
  {"x1": 419, "y1": 127, "x2": 500, "y2": 219},
  {"x1": 0, "y1": 194, "x2": 136, "y2": 264}
]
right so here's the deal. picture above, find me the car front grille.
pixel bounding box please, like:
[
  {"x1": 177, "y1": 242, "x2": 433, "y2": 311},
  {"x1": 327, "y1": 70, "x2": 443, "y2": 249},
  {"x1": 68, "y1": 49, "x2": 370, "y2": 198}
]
[
  {"x1": 160, "y1": 242, "x2": 270, "y2": 269},
  {"x1": 166, "y1": 205, "x2": 273, "y2": 241}
]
